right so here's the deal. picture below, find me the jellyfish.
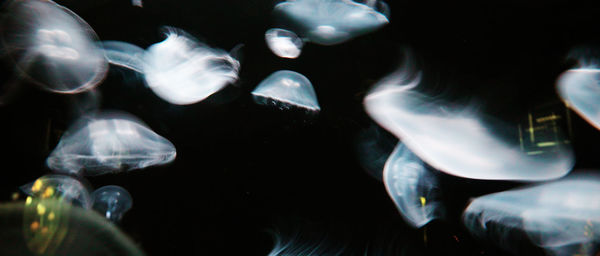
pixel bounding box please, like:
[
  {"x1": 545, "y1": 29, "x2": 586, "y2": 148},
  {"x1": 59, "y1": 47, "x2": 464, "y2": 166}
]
[
  {"x1": 273, "y1": 0, "x2": 389, "y2": 45},
  {"x1": 265, "y1": 28, "x2": 304, "y2": 59},
  {"x1": 252, "y1": 70, "x2": 320, "y2": 112},
  {"x1": 20, "y1": 174, "x2": 93, "y2": 209},
  {"x1": 143, "y1": 28, "x2": 241, "y2": 105},
  {"x1": 46, "y1": 111, "x2": 176, "y2": 176},
  {"x1": 101, "y1": 41, "x2": 146, "y2": 73},
  {"x1": 463, "y1": 174, "x2": 600, "y2": 255},
  {"x1": 0, "y1": 0, "x2": 108, "y2": 93},
  {"x1": 92, "y1": 185, "x2": 132, "y2": 223},
  {"x1": 557, "y1": 68, "x2": 600, "y2": 130},
  {"x1": 383, "y1": 143, "x2": 444, "y2": 228},
  {"x1": 364, "y1": 64, "x2": 574, "y2": 181}
]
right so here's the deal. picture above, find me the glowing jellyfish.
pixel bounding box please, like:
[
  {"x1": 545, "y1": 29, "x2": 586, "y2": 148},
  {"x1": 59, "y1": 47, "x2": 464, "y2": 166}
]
[
  {"x1": 364, "y1": 66, "x2": 573, "y2": 181},
  {"x1": 0, "y1": 0, "x2": 108, "y2": 93},
  {"x1": 252, "y1": 70, "x2": 320, "y2": 111},
  {"x1": 20, "y1": 174, "x2": 93, "y2": 209},
  {"x1": 557, "y1": 68, "x2": 600, "y2": 130},
  {"x1": 46, "y1": 112, "x2": 176, "y2": 176},
  {"x1": 463, "y1": 174, "x2": 600, "y2": 255},
  {"x1": 92, "y1": 186, "x2": 132, "y2": 222},
  {"x1": 143, "y1": 28, "x2": 241, "y2": 105},
  {"x1": 265, "y1": 28, "x2": 304, "y2": 59},
  {"x1": 273, "y1": 0, "x2": 389, "y2": 45},
  {"x1": 102, "y1": 41, "x2": 146, "y2": 73},
  {"x1": 383, "y1": 143, "x2": 444, "y2": 228}
]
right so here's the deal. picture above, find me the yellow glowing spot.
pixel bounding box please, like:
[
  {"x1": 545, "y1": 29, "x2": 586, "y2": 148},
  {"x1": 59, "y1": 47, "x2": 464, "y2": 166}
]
[
  {"x1": 537, "y1": 141, "x2": 557, "y2": 147},
  {"x1": 32, "y1": 179, "x2": 43, "y2": 192},
  {"x1": 37, "y1": 204, "x2": 46, "y2": 215},
  {"x1": 30, "y1": 221, "x2": 39, "y2": 231},
  {"x1": 26, "y1": 196, "x2": 32, "y2": 205},
  {"x1": 48, "y1": 212, "x2": 55, "y2": 221},
  {"x1": 11, "y1": 192, "x2": 19, "y2": 201},
  {"x1": 42, "y1": 187, "x2": 55, "y2": 198},
  {"x1": 420, "y1": 196, "x2": 426, "y2": 206}
]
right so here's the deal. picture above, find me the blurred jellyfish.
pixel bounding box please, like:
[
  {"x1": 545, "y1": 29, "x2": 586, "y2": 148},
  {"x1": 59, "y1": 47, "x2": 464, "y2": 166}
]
[
  {"x1": 355, "y1": 124, "x2": 398, "y2": 181},
  {"x1": 383, "y1": 143, "x2": 444, "y2": 228},
  {"x1": 273, "y1": 0, "x2": 389, "y2": 45},
  {"x1": 0, "y1": 0, "x2": 108, "y2": 93},
  {"x1": 265, "y1": 28, "x2": 304, "y2": 58},
  {"x1": 143, "y1": 28, "x2": 241, "y2": 105},
  {"x1": 463, "y1": 174, "x2": 600, "y2": 255},
  {"x1": 364, "y1": 63, "x2": 573, "y2": 181},
  {"x1": 46, "y1": 112, "x2": 176, "y2": 176},
  {"x1": 557, "y1": 68, "x2": 600, "y2": 130},
  {"x1": 101, "y1": 41, "x2": 146, "y2": 73},
  {"x1": 20, "y1": 174, "x2": 93, "y2": 209},
  {"x1": 92, "y1": 186, "x2": 132, "y2": 223},
  {"x1": 132, "y1": 0, "x2": 143, "y2": 7},
  {"x1": 252, "y1": 70, "x2": 320, "y2": 112}
]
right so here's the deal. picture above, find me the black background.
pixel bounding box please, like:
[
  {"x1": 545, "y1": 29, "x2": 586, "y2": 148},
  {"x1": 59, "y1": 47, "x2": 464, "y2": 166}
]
[{"x1": 2, "y1": 1, "x2": 600, "y2": 255}]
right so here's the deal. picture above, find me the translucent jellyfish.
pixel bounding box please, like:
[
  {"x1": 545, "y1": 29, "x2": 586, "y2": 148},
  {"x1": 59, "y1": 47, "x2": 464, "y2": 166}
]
[
  {"x1": 383, "y1": 143, "x2": 444, "y2": 228},
  {"x1": 463, "y1": 174, "x2": 600, "y2": 255},
  {"x1": 143, "y1": 28, "x2": 241, "y2": 105},
  {"x1": 364, "y1": 65, "x2": 574, "y2": 181},
  {"x1": 46, "y1": 112, "x2": 176, "y2": 176},
  {"x1": 265, "y1": 28, "x2": 304, "y2": 59},
  {"x1": 252, "y1": 70, "x2": 320, "y2": 111},
  {"x1": 0, "y1": 0, "x2": 108, "y2": 93},
  {"x1": 273, "y1": 0, "x2": 389, "y2": 45},
  {"x1": 101, "y1": 41, "x2": 146, "y2": 73},
  {"x1": 92, "y1": 185, "x2": 132, "y2": 222},
  {"x1": 20, "y1": 174, "x2": 93, "y2": 209},
  {"x1": 557, "y1": 68, "x2": 600, "y2": 130}
]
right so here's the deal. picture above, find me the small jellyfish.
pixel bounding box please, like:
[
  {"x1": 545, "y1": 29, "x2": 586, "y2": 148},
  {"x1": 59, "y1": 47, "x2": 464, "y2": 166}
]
[
  {"x1": 20, "y1": 174, "x2": 93, "y2": 209},
  {"x1": 265, "y1": 28, "x2": 304, "y2": 59},
  {"x1": 252, "y1": 70, "x2": 320, "y2": 112},
  {"x1": 383, "y1": 143, "x2": 444, "y2": 228},
  {"x1": 92, "y1": 185, "x2": 132, "y2": 222},
  {"x1": 143, "y1": 28, "x2": 241, "y2": 105},
  {"x1": 273, "y1": 0, "x2": 389, "y2": 45},
  {"x1": 0, "y1": 0, "x2": 108, "y2": 93},
  {"x1": 557, "y1": 68, "x2": 600, "y2": 130},
  {"x1": 46, "y1": 111, "x2": 176, "y2": 176},
  {"x1": 101, "y1": 41, "x2": 146, "y2": 73}
]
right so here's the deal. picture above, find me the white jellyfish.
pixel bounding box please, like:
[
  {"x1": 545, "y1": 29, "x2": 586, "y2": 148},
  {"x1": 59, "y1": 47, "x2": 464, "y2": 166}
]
[
  {"x1": 364, "y1": 65, "x2": 573, "y2": 181},
  {"x1": 265, "y1": 28, "x2": 304, "y2": 59},
  {"x1": 383, "y1": 143, "x2": 444, "y2": 228},
  {"x1": 557, "y1": 68, "x2": 600, "y2": 130},
  {"x1": 273, "y1": 0, "x2": 389, "y2": 45},
  {"x1": 46, "y1": 112, "x2": 176, "y2": 176},
  {"x1": 252, "y1": 70, "x2": 320, "y2": 111},
  {"x1": 0, "y1": 0, "x2": 108, "y2": 93},
  {"x1": 92, "y1": 185, "x2": 132, "y2": 222},
  {"x1": 463, "y1": 174, "x2": 600, "y2": 256},
  {"x1": 20, "y1": 174, "x2": 93, "y2": 209},
  {"x1": 101, "y1": 41, "x2": 146, "y2": 73}
]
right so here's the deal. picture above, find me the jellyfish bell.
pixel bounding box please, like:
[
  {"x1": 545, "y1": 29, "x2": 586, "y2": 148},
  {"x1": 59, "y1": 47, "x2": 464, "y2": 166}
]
[
  {"x1": 265, "y1": 28, "x2": 304, "y2": 59},
  {"x1": 0, "y1": 0, "x2": 108, "y2": 94},
  {"x1": 143, "y1": 27, "x2": 241, "y2": 105},
  {"x1": 20, "y1": 174, "x2": 93, "y2": 209},
  {"x1": 46, "y1": 111, "x2": 176, "y2": 176},
  {"x1": 92, "y1": 185, "x2": 132, "y2": 223},
  {"x1": 557, "y1": 68, "x2": 600, "y2": 130},
  {"x1": 273, "y1": 0, "x2": 389, "y2": 45},
  {"x1": 252, "y1": 70, "x2": 320, "y2": 112}
]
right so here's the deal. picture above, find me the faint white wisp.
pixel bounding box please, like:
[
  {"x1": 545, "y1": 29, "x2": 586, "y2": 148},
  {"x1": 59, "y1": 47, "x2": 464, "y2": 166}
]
[
  {"x1": 268, "y1": 229, "x2": 346, "y2": 256},
  {"x1": 364, "y1": 60, "x2": 573, "y2": 181},
  {"x1": 463, "y1": 173, "x2": 600, "y2": 256},
  {"x1": 557, "y1": 66, "x2": 600, "y2": 130}
]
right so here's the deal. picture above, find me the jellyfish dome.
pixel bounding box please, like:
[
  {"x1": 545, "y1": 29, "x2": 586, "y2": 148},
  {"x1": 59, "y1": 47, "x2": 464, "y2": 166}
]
[
  {"x1": 46, "y1": 112, "x2": 176, "y2": 176},
  {"x1": 273, "y1": 0, "x2": 389, "y2": 45},
  {"x1": 143, "y1": 28, "x2": 241, "y2": 105},
  {"x1": 557, "y1": 68, "x2": 600, "y2": 130},
  {"x1": 20, "y1": 174, "x2": 93, "y2": 209},
  {"x1": 92, "y1": 185, "x2": 132, "y2": 222},
  {"x1": 252, "y1": 70, "x2": 320, "y2": 111},
  {"x1": 383, "y1": 143, "x2": 444, "y2": 228},
  {"x1": 265, "y1": 28, "x2": 304, "y2": 59},
  {"x1": 0, "y1": 0, "x2": 108, "y2": 93}
]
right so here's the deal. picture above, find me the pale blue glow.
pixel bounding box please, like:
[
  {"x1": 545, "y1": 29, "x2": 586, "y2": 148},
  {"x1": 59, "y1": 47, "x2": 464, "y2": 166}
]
[
  {"x1": 92, "y1": 185, "x2": 132, "y2": 222},
  {"x1": 102, "y1": 41, "x2": 146, "y2": 73},
  {"x1": 265, "y1": 28, "x2": 303, "y2": 59},
  {"x1": 383, "y1": 143, "x2": 443, "y2": 228},
  {"x1": 46, "y1": 112, "x2": 176, "y2": 176},
  {"x1": 464, "y1": 174, "x2": 600, "y2": 255},
  {"x1": 1, "y1": 0, "x2": 107, "y2": 93},
  {"x1": 20, "y1": 174, "x2": 93, "y2": 209},
  {"x1": 252, "y1": 70, "x2": 320, "y2": 111},
  {"x1": 557, "y1": 68, "x2": 600, "y2": 130},
  {"x1": 274, "y1": 0, "x2": 389, "y2": 45}
]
